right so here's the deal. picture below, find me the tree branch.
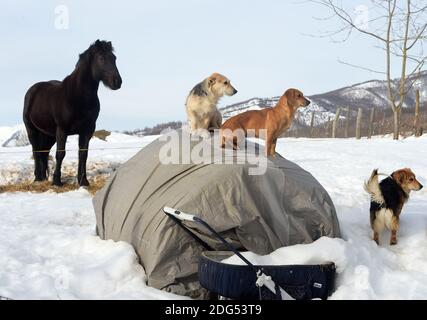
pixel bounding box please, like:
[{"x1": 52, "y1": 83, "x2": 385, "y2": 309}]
[
  {"x1": 337, "y1": 58, "x2": 386, "y2": 74},
  {"x1": 324, "y1": 0, "x2": 388, "y2": 42},
  {"x1": 407, "y1": 22, "x2": 427, "y2": 49}
]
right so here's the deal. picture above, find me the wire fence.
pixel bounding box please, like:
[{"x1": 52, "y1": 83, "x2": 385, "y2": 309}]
[
  {"x1": 285, "y1": 106, "x2": 426, "y2": 139},
  {"x1": 0, "y1": 145, "x2": 145, "y2": 155},
  {"x1": 1, "y1": 105, "x2": 425, "y2": 156}
]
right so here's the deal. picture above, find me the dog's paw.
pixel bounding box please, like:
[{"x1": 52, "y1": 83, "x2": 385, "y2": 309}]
[
  {"x1": 181, "y1": 124, "x2": 192, "y2": 133},
  {"x1": 373, "y1": 234, "x2": 380, "y2": 245},
  {"x1": 200, "y1": 130, "x2": 211, "y2": 140},
  {"x1": 390, "y1": 238, "x2": 398, "y2": 246},
  {"x1": 192, "y1": 128, "x2": 211, "y2": 139}
]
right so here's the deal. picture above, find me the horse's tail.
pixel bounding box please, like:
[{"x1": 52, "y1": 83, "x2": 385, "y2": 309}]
[
  {"x1": 23, "y1": 84, "x2": 50, "y2": 179},
  {"x1": 23, "y1": 84, "x2": 38, "y2": 124},
  {"x1": 46, "y1": 159, "x2": 50, "y2": 179}
]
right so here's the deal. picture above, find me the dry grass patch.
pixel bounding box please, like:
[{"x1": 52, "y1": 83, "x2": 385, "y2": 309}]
[{"x1": 0, "y1": 176, "x2": 107, "y2": 196}]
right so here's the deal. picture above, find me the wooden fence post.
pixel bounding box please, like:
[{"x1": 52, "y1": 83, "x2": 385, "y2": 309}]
[
  {"x1": 294, "y1": 112, "x2": 299, "y2": 138},
  {"x1": 344, "y1": 107, "x2": 350, "y2": 138},
  {"x1": 310, "y1": 111, "x2": 315, "y2": 138},
  {"x1": 332, "y1": 108, "x2": 341, "y2": 138},
  {"x1": 356, "y1": 108, "x2": 363, "y2": 140},
  {"x1": 414, "y1": 89, "x2": 421, "y2": 137},
  {"x1": 380, "y1": 110, "x2": 387, "y2": 135},
  {"x1": 326, "y1": 116, "x2": 332, "y2": 138},
  {"x1": 368, "y1": 108, "x2": 375, "y2": 139}
]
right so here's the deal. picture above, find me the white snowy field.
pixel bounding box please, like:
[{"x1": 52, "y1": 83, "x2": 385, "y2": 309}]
[
  {"x1": 0, "y1": 127, "x2": 159, "y2": 185},
  {"x1": 0, "y1": 126, "x2": 427, "y2": 300}
]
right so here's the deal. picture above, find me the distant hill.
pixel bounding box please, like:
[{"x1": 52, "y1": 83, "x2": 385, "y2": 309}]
[
  {"x1": 126, "y1": 71, "x2": 426, "y2": 136},
  {"x1": 0, "y1": 125, "x2": 29, "y2": 147},
  {"x1": 123, "y1": 121, "x2": 183, "y2": 137},
  {"x1": 221, "y1": 70, "x2": 427, "y2": 127}
]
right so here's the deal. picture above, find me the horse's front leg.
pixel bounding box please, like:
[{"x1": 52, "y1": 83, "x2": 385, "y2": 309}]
[
  {"x1": 53, "y1": 129, "x2": 67, "y2": 186},
  {"x1": 78, "y1": 134, "x2": 91, "y2": 187}
]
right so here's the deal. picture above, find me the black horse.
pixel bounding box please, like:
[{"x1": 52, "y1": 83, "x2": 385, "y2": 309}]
[{"x1": 23, "y1": 40, "x2": 122, "y2": 187}]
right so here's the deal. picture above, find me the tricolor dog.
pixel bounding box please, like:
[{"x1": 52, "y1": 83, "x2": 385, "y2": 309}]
[{"x1": 364, "y1": 168, "x2": 423, "y2": 245}]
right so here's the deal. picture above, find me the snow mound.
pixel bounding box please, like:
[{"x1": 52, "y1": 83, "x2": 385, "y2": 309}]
[
  {"x1": 2, "y1": 127, "x2": 29, "y2": 147},
  {"x1": 0, "y1": 125, "x2": 26, "y2": 145}
]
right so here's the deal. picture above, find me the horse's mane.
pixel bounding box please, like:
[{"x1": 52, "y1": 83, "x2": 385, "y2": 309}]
[{"x1": 75, "y1": 40, "x2": 114, "y2": 69}]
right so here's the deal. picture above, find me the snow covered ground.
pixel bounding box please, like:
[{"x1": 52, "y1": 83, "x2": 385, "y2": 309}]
[
  {"x1": 0, "y1": 125, "x2": 426, "y2": 300},
  {"x1": 0, "y1": 130, "x2": 158, "y2": 185}
]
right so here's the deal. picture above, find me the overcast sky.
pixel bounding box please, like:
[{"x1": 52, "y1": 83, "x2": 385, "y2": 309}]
[{"x1": 0, "y1": 0, "x2": 408, "y2": 130}]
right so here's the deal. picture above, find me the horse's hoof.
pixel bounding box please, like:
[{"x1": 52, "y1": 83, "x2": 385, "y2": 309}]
[
  {"x1": 79, "y1": 180, "x2": 90, "y2": 187},
  {"x1": 78, "y1": 175, "x2": 90, "y2": 187},
  {"x1": 34, "y1": 177, "x2": 48, "y2": 184},
  {"x1": 52, "y1": 180, "x2": 63, "y2": 187}
]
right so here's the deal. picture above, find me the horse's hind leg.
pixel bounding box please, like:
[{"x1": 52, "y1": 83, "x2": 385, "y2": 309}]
[
  {"x1": 24, "y1": 122, "x2": 45, "y2": 182},
  {"x1": 33, "y1": 151, "x2": 45, "y2": 181},
  {"x1": 53, "y1": 129, "x2": 67, "y2": 187},
  {"x1": 39, "y1": 134, "x2": 56, "y2": 180}
]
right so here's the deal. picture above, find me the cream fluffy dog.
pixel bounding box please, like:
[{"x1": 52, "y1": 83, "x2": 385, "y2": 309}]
[{"x1": 185, "y1": 73, "x2": 237, "y2": 133}]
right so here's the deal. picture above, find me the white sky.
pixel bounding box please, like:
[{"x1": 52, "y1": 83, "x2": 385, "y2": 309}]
[{"x1": 0, "y1": 0, "x2": 413, "y2": 130}]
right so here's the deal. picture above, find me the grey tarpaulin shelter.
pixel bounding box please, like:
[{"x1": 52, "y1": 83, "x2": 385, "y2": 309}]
[{"x1": 93, "y1": 129, "x2": 340, "y2": 298}]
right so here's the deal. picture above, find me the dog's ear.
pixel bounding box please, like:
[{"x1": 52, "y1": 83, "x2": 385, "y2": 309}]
[
  {"x1": 392, "y1": 170, "x2": 407, "y2": 185},
  {"x1": 285, "y1": 89, "x2": 293, "y2": 97},
  {"x1": 208, "y1": 75, "x2": 217, "y2": 87},
  {"x1": 284, "y1": 89, "x2": 297, "y2": 106}
]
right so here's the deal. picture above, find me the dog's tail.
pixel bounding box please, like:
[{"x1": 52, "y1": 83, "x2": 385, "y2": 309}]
[{"x1": 364, "y1": 169, "x2": 384, "y2": 204}]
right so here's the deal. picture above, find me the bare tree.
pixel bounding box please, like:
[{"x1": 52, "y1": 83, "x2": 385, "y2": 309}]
[
  {"x1": 310, "y1": 110, "x2": 316, "y2": 137},
  {"x1": 414, "y1": 89, "x2": 421, "y2": 136},
  {"x1": 310, "y1": 0, "x2": 427, "y2": 139}
]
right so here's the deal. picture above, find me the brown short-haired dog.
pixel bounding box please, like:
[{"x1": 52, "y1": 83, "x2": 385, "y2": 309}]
[
  {"x1": 220, "y1": 88, "x2": 310, "y2": 156},
  {"x1": 365, "y1": 168, "x2": 423, "y2": 245}
]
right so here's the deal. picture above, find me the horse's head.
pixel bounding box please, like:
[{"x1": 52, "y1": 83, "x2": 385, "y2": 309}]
[{"x1": 88, "y1": 40, "x2": 122, "y2": 90}]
